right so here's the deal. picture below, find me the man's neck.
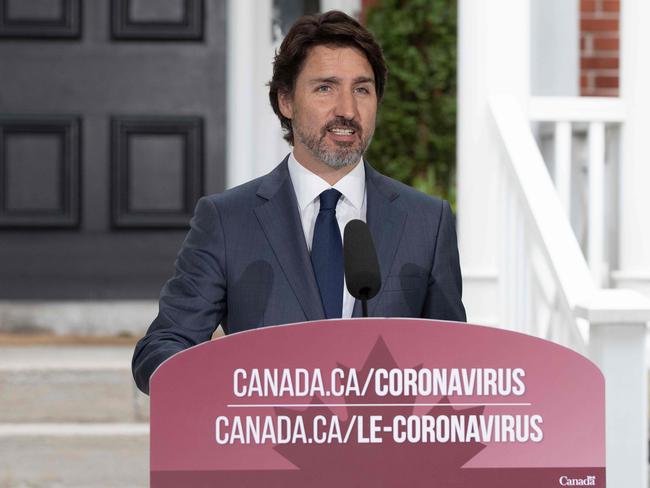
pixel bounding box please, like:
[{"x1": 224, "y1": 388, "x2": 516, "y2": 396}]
[{"x1": 292, "y1": 148, "x2": 361, "y2": 186}]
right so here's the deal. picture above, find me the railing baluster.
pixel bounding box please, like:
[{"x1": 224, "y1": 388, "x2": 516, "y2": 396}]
[
  {"x1": 515, "y1": 198, "x2": 523, "y2": 331},
  {"x1": 502, "y1": 180, "x2": 517, "y2": 330},
  {"x1": 554, "y1": 121, "x2": 572, "y2": 214},
  {"x1": 588, "y1": 122, "x2": 606, "y2": 287},
  {"x1": 517, "y1": 211, "x2": 531, "y2": 333},
  {"x1": 521, "y1": 231, "x2": 535, "y2": 334}
]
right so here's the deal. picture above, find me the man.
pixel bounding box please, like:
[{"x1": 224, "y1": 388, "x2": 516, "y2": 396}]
[{"x1": 132, "y1": 10, "x2": 465, "y2": 395}]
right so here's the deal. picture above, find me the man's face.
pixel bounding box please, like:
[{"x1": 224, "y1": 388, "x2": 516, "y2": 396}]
[{"x1": 279, "y1": 45, "x2": 377, "y2": 170}]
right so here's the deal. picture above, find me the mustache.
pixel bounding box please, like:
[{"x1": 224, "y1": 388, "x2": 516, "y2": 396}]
[{"x1": 322, "y1": 117, "x2": 362, "y2": 134}]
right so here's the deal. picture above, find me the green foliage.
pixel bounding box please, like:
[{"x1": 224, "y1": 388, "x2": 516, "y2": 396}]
[{"x1": 365, "y1": 0, "x2": 457, "y2": 207}]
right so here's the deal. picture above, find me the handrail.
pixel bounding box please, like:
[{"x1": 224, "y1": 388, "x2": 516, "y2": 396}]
[
  {"x1": 490, "y1": 94, "x2": 596, "y2": 322},
  {"x1": 529, "y1": 96, "x2": 626, "y2": 122},
  {"x1": 491, "y1": 93, "x2": 650, "y2": 487},
  {"x1": 528, "y1": 96, "x2": 624, "y2": 286}
]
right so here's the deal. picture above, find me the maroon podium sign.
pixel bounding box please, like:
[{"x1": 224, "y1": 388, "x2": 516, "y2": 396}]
[{"x1": 150, "y1": 319, "x2": 605, "y2": 487}]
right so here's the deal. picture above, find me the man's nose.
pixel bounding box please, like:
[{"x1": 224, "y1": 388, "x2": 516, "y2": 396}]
[{"x1": 334, "y1": 90, "x2": 357, "y2": 120}]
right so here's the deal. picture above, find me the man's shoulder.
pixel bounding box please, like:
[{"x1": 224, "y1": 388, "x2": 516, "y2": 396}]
[
  {"x1": 202, "y1": 175, "x2": 264, "y2": 208},
  {"x1": 202, "y1": 158, "x2": 290, "y2": 211}
]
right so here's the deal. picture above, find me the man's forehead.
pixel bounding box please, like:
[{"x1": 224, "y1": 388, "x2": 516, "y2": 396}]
[{"x1": 300, "y1": 44, "x2": 374, "y2": 80}]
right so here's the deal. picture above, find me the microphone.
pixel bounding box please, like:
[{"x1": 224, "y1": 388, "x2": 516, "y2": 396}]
[{"x1": 343, "y1": 220, "x2": 381, "y2": 317}]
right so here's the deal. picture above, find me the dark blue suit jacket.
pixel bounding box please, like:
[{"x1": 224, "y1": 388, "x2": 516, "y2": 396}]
[{"x1": 132, "y1": 159, "x2": 465, "y2": 393}]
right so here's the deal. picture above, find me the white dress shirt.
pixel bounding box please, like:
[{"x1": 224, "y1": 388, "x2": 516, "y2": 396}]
[{"x1": 287, "y1": 152, "x2": 367, "y2": 318}]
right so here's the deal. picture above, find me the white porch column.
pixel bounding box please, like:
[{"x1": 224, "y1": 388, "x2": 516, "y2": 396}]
[
  {"x1": 457, "y1": 0, "x2": 530, "y2": 325},
  {"x1": 226, "y1": 0, "x2": 256, "y2": 188},
  {"x1": 227, "y1": 0, "x2": 290, "y2": 189},
  {"x1": 617, "y1": 0, "x2": 650, "y2": 294},
  {"x1": 578, "y1": 290, "x2": 650, "y2": 488}
]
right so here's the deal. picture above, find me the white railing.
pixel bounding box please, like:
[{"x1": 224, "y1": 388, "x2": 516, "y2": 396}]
[
  {"x1": 529, "y1": 96, "x2": 625, "y2": 287},
  {"x1": 490, "y1": 94, "x2": 650, "y2": 488}
]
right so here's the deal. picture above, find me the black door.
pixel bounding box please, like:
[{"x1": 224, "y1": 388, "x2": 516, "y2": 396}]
[{"x1": 0, "y1": 0, "x2": 226, "y2": 299}]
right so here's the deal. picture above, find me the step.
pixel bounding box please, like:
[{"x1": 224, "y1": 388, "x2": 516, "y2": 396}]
[
  {"x1": 0, "y1": 300, "x2": 156, "y2": 336},
  {"x1": 0, "y1": 346, "x2": 149, "y2": 422},
  {"x1": 0, "y1": 423, "x2": 149, "y2": 488}
]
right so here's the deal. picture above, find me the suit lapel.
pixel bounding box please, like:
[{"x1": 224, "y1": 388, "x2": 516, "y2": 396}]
[
  {"x1": 352, "y1": 162, "x2": 407, "y2": 317},
  {"x1": 254, "y1": 159, "x2": 325, "y2": 321}
]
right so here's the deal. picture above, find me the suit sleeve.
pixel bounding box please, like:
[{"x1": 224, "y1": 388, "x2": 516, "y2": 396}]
[
  {"x1": 421, "y1": 200, "x2": 467, "y2": 322},
  {"x1": 132, "y1": 197, "x2": 227, "y2": 394}
]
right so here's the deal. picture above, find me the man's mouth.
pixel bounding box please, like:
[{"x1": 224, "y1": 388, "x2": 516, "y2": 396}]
[{"x1": 327, "y1": 127, "x2": 356, "y2": 136}]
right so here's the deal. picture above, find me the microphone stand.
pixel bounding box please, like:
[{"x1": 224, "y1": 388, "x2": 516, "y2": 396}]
[{"x1": 360, "y1": 288, "x2": 370, "y2": 318}]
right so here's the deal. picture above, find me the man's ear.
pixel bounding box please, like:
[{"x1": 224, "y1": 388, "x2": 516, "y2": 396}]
[{"x1": 278, "y1": 91, "x2": 293, "y2": 119}]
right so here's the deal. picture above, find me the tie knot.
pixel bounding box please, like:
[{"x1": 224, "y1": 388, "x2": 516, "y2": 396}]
[{"x1": 319, "y1": 189, "x2": 341, "y2": 211}]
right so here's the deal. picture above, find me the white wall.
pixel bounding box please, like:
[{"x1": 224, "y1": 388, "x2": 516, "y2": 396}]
[{"x1": 529, "y1": 0, "x2": 579, "y2": 97}]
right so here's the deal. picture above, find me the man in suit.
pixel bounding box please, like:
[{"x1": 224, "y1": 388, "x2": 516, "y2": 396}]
[{"x1": 132, "y1": 10, "x2": 465, "y2": 395}]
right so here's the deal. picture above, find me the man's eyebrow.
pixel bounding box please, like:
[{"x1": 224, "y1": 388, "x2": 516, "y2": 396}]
[
  {"x1": 309, "y1": 77, "x2": 341, "y2": 84},
  {"x1": 353, "y1": 76, "x2": 375, "y2": 84},
  {"x1": 308, "y1": 76, "x2": 375, "y2": 85}
]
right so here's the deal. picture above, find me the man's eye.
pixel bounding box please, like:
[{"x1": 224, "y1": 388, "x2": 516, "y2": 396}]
[
  {"x1": 355, "y1": 87, "x2": 370, "y2": 94},
  {"x1": 317, "y1": 85, "x2": 331, "y2": 92}
]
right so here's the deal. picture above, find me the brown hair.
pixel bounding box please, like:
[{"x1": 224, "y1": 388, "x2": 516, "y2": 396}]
[{"x1": 268, "y1": 10, "x2": 388, "y2": 145}]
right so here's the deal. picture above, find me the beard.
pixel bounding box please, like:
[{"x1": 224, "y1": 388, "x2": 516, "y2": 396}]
[{"x1": 293, "y1": 117, "x2": 373, "y2": 169}]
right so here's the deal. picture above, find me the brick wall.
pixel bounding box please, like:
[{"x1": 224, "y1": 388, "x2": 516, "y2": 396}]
[{"x1": 580, "y1": 0, "x2": 620, "y2": 96}]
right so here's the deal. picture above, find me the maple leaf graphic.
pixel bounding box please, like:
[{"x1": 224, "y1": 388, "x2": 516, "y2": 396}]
[{"x1": 271, "y1": 336, "x2": 486, "y2": 486}]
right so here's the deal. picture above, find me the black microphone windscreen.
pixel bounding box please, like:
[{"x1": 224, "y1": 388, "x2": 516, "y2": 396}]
[{"x1": 344, "y1": 220, "x2": 381, "y2": 300}]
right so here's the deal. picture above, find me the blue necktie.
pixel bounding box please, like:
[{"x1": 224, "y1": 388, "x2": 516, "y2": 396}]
[{"x1": 311, "y1": 189, "x2": 343, "y2": 319}]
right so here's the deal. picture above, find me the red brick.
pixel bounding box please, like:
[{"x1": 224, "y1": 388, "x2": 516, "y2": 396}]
[
  {"x1": 581, "y1": 18, "x2": 619, "y2": 32},
  {"x1": 581, "y1": 75, "x2": 589, "y2": 88},
  {"x1": 581, "y1": 12, "x2": 619, "y2": 20},
  {"x1": 593, "y1": 36, "x2": 619, "y2": 51},
  {"x1": 581, "y1": 56, "x2": 619, "y2": 69},
  {"x1": 589, "y1": 88, "x2": 619, "y2": 97},
  {"x1": 602, "y1": 0, "x2": 620, "y2": 13},
  {"x1": 582, "y1": 85, "x2": 618, "y2": 97},
  {"x1": 582, "y1": 34, "x2": 594, "y2": 54},
  {"x1": 595, "y1": 75, "x2": 619, "y2": 88},
  {"x1": 580, "y1": 0, "x2": 597, "y2": 12},
  {"x1": 581, "y1": 86, "x2": 596, "y2": 96},
  {"x1": 599, "y1": 88, "x2": 620, "y2": 96}
]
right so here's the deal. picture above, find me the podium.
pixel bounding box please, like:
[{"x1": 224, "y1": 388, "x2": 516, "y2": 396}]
[{"x1": 150, "y1": 318, "x2": 605, "y2": 487}]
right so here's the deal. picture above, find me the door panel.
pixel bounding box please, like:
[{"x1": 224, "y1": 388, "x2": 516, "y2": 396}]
[{"x1": 0, "y1": 0, "x2": 226, "y2": 298}]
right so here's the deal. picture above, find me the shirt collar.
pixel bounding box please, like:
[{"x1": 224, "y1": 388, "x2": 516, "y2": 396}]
[{"x1": 287, "y1": 151, "x2": 366, "y2": 211}]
